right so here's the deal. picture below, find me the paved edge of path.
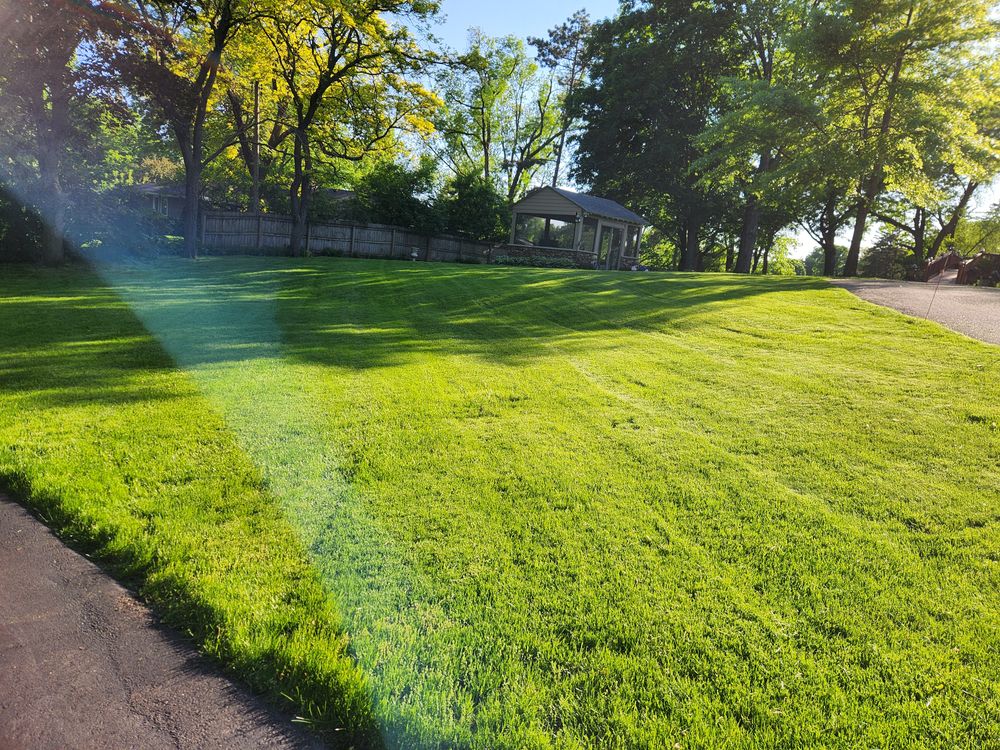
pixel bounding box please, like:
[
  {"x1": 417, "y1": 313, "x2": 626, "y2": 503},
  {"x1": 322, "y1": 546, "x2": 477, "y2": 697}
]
[
  {"x1": 0, "y1": 494, "x2": 326, "y2": 750},
  {"x1": 830, "y1": 278, "x2": 1000, "y2": 347}
]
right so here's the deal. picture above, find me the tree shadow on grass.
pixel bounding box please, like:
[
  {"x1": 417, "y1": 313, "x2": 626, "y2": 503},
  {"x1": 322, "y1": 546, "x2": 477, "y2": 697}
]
[
  {"x1": 0, "y1": 266, "x2": 187, "y2": 408},
  {"x1": 0, "y1": 263, "x2": 389, "y2": 749},
  {"x1": 86, "y1": 256, "x2": 829, "y2": 374}
]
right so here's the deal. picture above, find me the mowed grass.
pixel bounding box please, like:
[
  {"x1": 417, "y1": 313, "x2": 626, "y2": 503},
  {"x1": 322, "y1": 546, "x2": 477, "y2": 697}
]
[{"x1": 1, "y1": 257, "x2": 998, "y2": 749}]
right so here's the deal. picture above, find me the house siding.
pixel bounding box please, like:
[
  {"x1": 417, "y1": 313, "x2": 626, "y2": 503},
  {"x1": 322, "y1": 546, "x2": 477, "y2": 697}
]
[{"x1": 512, "y1": 189, "x2": 580, "y2": 218}]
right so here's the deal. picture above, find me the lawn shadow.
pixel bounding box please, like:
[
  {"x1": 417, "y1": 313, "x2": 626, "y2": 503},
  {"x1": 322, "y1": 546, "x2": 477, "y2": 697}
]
[
  {"x1": 85, "y1": 256, "x2": 828, "y2": 374},
  {"x1": 0, "y1": 265, "x2": 187, "y2": 408},
  {"x1": 0, "y1": 262, "x2": 393, "y2": 750}
]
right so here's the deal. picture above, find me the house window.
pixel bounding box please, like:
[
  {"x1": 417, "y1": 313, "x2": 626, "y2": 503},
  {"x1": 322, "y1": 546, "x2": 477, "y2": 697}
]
[{"x1": 513, "y1": 214, "x2": 578, "y2": 250}]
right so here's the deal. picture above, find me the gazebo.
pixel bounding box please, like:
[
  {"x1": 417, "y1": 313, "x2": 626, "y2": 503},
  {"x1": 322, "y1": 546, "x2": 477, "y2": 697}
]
[{"x1": 508, "y1": 186, "x2": 648, "y2": 269}]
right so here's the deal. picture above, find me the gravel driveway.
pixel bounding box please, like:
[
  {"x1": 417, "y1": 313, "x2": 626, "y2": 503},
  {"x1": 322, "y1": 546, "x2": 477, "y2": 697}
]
[
  {"x1": 832, "y1": 278, "x2": 1000, "y2": 346},
  {"x1": 0, "y1": 496, "x2": 323, "y2": 750}
]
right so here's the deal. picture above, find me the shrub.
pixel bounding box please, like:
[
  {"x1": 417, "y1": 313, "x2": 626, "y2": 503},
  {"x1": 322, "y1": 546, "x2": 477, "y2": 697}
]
[
  {"x1": 439, "y1": 172, "x2": 510, "y2": 242},
  {"x1": 349, "y1": 157, "x2": 442, "y2": 234},
  {"x1": 493, "y1": 254, "x2": 577, "y2": 268}
]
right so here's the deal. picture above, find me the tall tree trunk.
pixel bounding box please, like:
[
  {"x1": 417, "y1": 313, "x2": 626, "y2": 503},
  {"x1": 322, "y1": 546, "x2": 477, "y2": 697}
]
[
  {"x1": 733, "y1": 151, "x2": 772, "y2": 274},
  {"x1": 35, "y1": 126, "x2": 66, "y2": 264},
  {"x1": 177, "y1": 122, "x2": 204, "y2": 259},
  {"x1": 251, "y1": 81, "x2": 260, "y2": 212},
  {"x1": 843, "y1": 42, "x2": 908, "y2": 277},
  {"x1": 912, "y1": 207, "x2": 926, "y2": 263},
  {"x1": 929, "y1": 181, "x2": 978, "y2": 258},
  {"x1": 821, "y1": 190, "x2": 839, "y2": 276},
  {"x1": 682, "y1": 216, "x2": 699, "y2": 272},
  {"x1": 181, "y1": 147, "x2": 201, "y2": 260},
  {"x1": 32, "y1": 76, "x2": 71, "y2": 264},
  {"x1": 289, "y1": 130, "x2": 312, "y2": 256},
  {"x1": 735, "y1": 195, "x2": 761, "y2": 274},
  {"x1": 844, "y1": 191, "x2": 870, "y2": 277},
  {"x1": 822, "y1": 233, "x2": 838, "y2": 276},
  {"x1": 676, "y1": 226, "x2": 687, "y2": 271},
  {"x1": 180, "y1": 45, "x2": 224, "y2": 259}
]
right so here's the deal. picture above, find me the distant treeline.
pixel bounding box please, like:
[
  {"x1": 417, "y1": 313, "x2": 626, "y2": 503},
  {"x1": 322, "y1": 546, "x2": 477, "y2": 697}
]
[{"x1": 0, "y1": 1, "x2": 997, "y2": 276}]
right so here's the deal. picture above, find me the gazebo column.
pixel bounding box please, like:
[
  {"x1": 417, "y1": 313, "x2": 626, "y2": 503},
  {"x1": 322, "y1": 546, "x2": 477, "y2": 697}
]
[
  {"x1": 595, "y1": 219, "x2": 603, "y2": 266},
  {"x1": 573, "y1": 211, "x2": 584, "y2": 251},
  {"x1": 509, "y1": 211, "x2": 518, "y2": 245}
]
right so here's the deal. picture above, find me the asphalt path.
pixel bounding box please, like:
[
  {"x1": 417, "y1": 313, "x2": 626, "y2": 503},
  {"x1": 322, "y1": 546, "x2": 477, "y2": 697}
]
[
  {"x1": 832, "y1": 278, "x2": 1000, "y2": 346},
  {"x1": 0, "y1": 496, "x2": 324, "y2": 750}
]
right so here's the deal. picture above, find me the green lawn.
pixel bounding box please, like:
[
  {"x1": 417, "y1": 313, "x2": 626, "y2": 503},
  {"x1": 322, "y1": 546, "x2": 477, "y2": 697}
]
[{"x1": 1, "y1": 257, "x2": 998, "y2": 749}]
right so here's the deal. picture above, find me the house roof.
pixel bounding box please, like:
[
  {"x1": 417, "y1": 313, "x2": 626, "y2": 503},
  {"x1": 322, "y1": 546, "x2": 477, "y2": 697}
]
[
  {"x1": 541, "y1": 187, "x2": 649, "y2": 225},
  {"x1": 130, "y1": 183, "x2": 186, "y2": 198},
  {"x1": 315, "y1": 188, "x2": 355, "y2": 201}
]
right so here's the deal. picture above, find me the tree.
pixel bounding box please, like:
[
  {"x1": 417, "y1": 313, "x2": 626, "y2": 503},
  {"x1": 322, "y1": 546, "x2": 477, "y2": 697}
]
[
  {"x1": 803, "y1": 243, "x2": 846, "y2": 276},
  {"x1": 351, "y1": 157, "x2": 440, "y2": 233},
  {"x1": 0, "y1": 0, "x2": 114, "y2": 262},
  {"x1": 802, "y1": 0, "x2": 998, "y2": 276},
  {"x1": 439, "y1": 171, "x2": 509, "y2": 241},
  {"x1": 858, "y1": 229, "x2": 916, "y2": 278},
  {"x1": 528, "y1": 10, "x2": 591, "y2": 188},
  {"x1": 952, "y1": 201, "x2": 1000, "y2": 256},
  {"x1": 695, "y1": 0, "x2": 811, "y2": 273},
  {"x1": 870, "y1": 57, "x2": 1000, "y2": 262},
  {"x1": 113, "y1": 0, "x2": 264, "y2": 258},
  {"x1": 225, "y1": 78, "x2": 290, "y2": 212},
  {"x1": 574, "y1": 0, "x2": 742, "y2": 271},
  {"x1": 434, "y1": 31, "x2": 561, "y2": 202},
  {"x1": 261, "y1": 0, "x2": 438, "y2": 255}
]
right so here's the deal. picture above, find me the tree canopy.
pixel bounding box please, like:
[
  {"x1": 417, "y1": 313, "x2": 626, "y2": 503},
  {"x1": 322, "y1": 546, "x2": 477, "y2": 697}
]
[{"x1": 0, "y1": 0, "x2": 997, "y2": 276}]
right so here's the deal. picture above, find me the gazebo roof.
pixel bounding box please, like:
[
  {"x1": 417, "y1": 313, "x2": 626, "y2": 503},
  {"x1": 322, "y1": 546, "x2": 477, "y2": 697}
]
[{"x1": 517, "y1": 186, "x2": 649, "y2": 226}]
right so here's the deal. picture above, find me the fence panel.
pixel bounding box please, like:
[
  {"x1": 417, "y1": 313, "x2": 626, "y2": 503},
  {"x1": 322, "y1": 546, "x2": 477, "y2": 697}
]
[{"x1": 201, "y1": 211, "x2": 495, "y2": 264}]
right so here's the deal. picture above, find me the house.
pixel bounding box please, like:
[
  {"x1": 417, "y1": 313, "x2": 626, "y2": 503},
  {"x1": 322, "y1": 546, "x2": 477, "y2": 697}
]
[
  {"x1": 129, "y1": 183, "x2": 187, "y2": 220},
  {"x1": 508, "y1": 187, "x2": 648, "y2": 270}
]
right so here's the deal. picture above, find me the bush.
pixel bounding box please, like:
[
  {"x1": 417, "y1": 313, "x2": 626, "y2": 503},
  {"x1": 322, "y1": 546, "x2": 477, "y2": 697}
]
[
  {"x1": 493, "y1": 254, "x2": 577, "y2": 268},
  {"x1": 439, "y1": 172, "x2": 510, "y2": 242},
  {"x1": 0, "y1": 186, "x2": 43, "y2": 261},
  {"x1": 350, "y1": 158, "x2": 442, "y2": 234},
  {"x1": 859, "y1": 231, "x2": 918, "y2": 279}
]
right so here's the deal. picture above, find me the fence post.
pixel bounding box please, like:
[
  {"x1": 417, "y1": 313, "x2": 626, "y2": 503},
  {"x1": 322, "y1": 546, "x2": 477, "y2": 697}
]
[
  {"x1": 256, "y1": 213, "x2": 263, "y2": 250},
  {"x1": 306, "y1": 222, "x2": 312, "y2": 255},
  {"x1": 425, "y1": 234, "x2": 432, "y2": 261},
  {"x1": 390, "y1": 228, "x2": 396, "y2": 257},
  {"x1": 200, "y1": 211, "x2": 208, "y2": 246},
  {"x1": 349, "y1": 224, "x2": 356, "y2": 256}
]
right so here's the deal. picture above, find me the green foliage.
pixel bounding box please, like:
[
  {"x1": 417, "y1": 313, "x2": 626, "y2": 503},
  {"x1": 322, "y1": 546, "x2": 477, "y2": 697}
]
[
  {"x1": 803, "y1": 244, "x2": 847, "y2": 276},
  {"x1": 3, "y1": 258, "x2": 999, "y2": 748},
  {"x1": 492, "y1": 254, "x2": 576, "y2": 268},
  {"x1": 434, "y1": 31, "x2": 561, "y2": 201},
  {"x1": 756, "y1": 234, "x2": 803, "y2": 275},
  {"x1": 952, "y1": 203, "x2": 1000, "y2": 256},
  {"x1": 859, "y1": 231, "x2": 918, "y2": 279},
  {"x1": 573, "y1": 0, "x2": 743, "y2": 269},
  {"x1": 0, "y1": 188, "x2": 43, "y2": 261},
  {"x1": 351, "y1": 158, "x2": 442, "y2": 234},
  {"x1": 439, "y1": 172, "x2": 510, "y2": 241}
]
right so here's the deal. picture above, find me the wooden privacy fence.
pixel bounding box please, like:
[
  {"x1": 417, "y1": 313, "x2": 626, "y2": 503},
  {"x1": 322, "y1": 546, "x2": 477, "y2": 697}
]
[{"x1": 201, "y1": 211, "x2": 495, "y2": 264}]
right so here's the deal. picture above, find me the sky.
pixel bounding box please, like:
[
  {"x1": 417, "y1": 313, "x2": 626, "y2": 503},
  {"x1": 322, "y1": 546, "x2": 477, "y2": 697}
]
[
  {"x1": 420, "y1": 0, "x2": 999, "y2": 259},
  {"x1": 427, "y1": 0, "x2": 619, "y2": 50}
]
